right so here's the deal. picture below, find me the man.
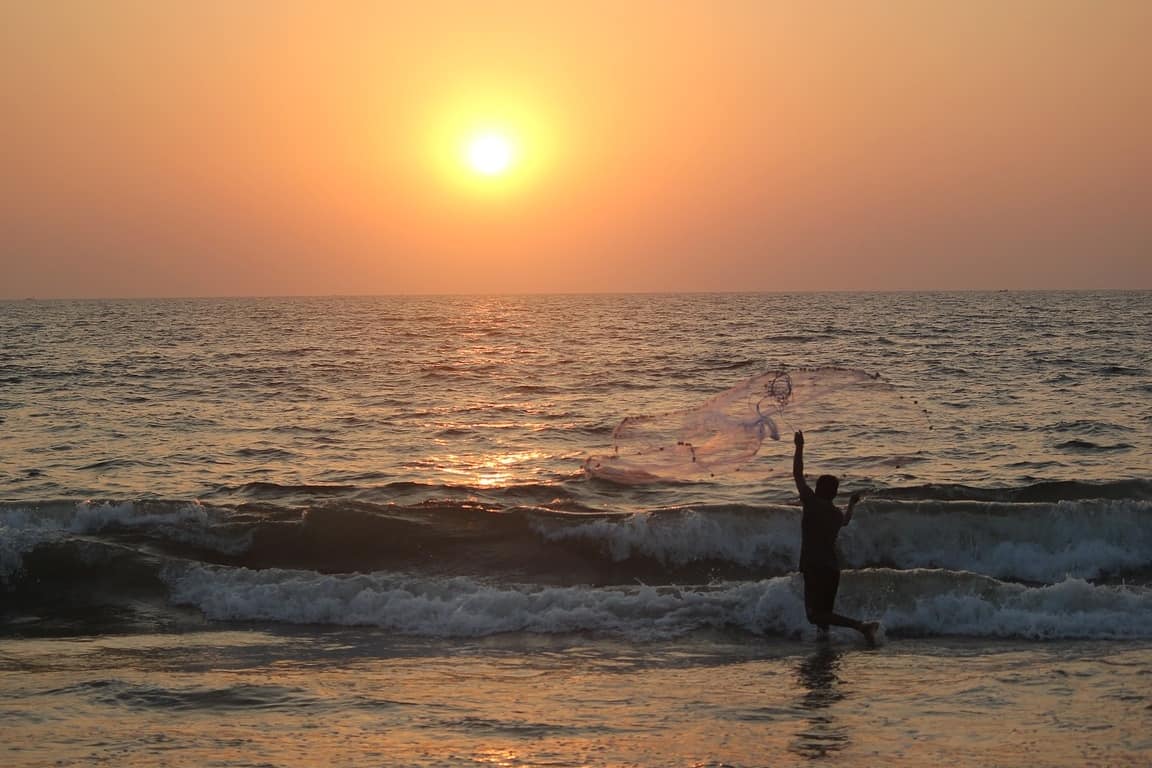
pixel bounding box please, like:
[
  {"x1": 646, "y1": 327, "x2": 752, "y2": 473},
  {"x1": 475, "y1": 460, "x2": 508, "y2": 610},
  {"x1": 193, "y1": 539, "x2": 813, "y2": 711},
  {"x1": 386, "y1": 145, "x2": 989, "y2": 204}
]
[{"x1": 793, "y1": 430, "x2": 879, "y2": 645}]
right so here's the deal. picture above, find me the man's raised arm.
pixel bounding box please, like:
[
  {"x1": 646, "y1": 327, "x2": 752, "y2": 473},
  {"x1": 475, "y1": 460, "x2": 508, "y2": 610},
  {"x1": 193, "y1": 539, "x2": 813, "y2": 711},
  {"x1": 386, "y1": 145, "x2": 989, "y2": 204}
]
[{"x1": 793, "y1": 431, "x2": 811, "y2": 497}]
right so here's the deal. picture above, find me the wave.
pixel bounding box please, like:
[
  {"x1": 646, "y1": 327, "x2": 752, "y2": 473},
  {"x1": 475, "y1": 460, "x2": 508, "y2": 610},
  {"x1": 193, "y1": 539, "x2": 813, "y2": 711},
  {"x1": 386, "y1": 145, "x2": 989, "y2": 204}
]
[
  {"x1": 60, "y1": 680, "x2": 320, "y2": 712},
  {"x1": 0, "y1": 501, "x2": 244, "y2": 584},
  {"x1": 163, "y1": 565, "x2": 1152, "y2": 641},
  {"x1": 4, "y1": 493, "x2": 1151, "y2": 640},
  {"x1": 1054, "y1": 439, "x2": 1133, "y2": 453},
  {"x1": 202, "y1": 479, "x2": 578, "y2": 507},
  {"x1": 874, "y1": 479, "x2": 1152, "y2": 502},
  {"x1": 4, "y1": 494, "x2": 1152, "y2": 590},
  {"x1": 534, "y1": 498, "x2": 1152, "y2": 584}
]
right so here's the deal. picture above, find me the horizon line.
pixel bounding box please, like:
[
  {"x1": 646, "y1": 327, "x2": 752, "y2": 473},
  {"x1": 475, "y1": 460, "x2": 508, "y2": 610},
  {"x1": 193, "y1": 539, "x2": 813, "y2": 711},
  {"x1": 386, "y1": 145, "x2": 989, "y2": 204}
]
[{"x1": 2, "y1": 286, "x2": 1150, "y2": 302}]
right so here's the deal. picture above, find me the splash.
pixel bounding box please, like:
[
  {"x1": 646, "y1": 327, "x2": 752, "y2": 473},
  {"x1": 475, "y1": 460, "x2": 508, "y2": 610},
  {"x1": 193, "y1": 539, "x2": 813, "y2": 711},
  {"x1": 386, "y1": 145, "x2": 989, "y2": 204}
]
[
  {"x1": 584, "y1": 367, "x2": 929, "y2": 483},
  {"x1": 165, "y1": 564, "x2": 1152, "y2": 640}
]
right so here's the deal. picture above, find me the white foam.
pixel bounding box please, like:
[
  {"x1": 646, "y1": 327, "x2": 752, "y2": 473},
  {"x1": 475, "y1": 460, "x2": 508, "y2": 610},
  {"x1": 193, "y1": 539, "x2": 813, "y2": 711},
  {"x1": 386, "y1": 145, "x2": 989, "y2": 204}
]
[
  {"x1": 0, "y1": 501, "x2": 215, "y2": 581},
  {"x1": 535, "y1": 507, "x2": 800, "y2": 572},
  {"x1": 0, "y1": 506, "x2": 73, "y2": 582},
  {"x1": 163, "y1": 565, "x2": 1152, "y2": 641},
  {"x1": 0, "y1": 522, "x2": 56, "y2": 584},
  {"x1": 868, "y1": 570, "x2": 1152, "y2": 640},
  {"x1": 0, "y1": 500, "x2": 210, "y2": 534},
  {"x1": 165, "y1": 564, "x2": 808, "y2": 640},
  {"x1": 69, "y1": 501, "x2": 211, "y2": 532},
  {"x1": 535, "y1": 499, "x2": 1152, "y2": 583},
  {"x1": 842, "y1": 499, "x2": 1152, "y2": 582}
]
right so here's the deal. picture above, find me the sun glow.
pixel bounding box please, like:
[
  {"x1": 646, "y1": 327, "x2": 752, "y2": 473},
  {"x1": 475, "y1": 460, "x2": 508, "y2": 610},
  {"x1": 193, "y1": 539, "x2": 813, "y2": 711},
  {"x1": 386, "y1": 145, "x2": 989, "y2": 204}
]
[
  {"x1": 465, "y1": 132, "x2": 516, "y2": 176},
  {"x1": 422, "y1": 89, "x2": 562, "y2": 199}
]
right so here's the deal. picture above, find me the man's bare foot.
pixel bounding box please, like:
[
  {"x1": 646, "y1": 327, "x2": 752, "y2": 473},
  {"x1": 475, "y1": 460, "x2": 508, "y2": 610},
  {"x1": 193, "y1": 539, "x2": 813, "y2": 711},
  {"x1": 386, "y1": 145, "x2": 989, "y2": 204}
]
[{"x1": 860, "y1": 621, "x2": 881, "y2": 647}]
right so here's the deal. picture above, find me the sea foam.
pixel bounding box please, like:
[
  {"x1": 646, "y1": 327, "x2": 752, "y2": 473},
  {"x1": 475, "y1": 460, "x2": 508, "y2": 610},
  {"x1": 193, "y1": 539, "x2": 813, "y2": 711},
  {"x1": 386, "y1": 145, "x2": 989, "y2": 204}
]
[
  {"x1": 0, "y1": 501, "x2": 220, "y2": 581},
  {"x1": 533, "y1": 498, "x2": 1152, "y2": 583},
  {"x1": 163, "y1": 564, "x2": 1152, "y2": 641}
]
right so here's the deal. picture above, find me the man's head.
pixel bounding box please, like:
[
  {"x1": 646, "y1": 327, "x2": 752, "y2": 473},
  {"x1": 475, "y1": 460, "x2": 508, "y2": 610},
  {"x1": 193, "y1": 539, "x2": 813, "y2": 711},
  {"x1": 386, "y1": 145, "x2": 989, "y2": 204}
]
[{"x1": 814, "y1": 474, "x2": 839, "y2": 500}]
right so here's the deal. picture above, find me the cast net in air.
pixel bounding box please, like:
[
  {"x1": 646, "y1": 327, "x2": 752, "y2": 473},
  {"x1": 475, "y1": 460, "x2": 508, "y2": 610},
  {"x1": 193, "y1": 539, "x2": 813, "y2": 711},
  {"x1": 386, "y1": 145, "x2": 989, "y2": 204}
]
[{"x1": 583, "y1": 367, "x2": 929, "y2": 484}]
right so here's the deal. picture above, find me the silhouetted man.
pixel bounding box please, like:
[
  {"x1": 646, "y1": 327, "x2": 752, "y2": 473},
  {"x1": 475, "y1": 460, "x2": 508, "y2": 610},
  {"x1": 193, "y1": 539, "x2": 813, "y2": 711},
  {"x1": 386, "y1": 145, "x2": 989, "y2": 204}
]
[{"x1": 793, "y1": 430, "x2": 878, "y2": 645}]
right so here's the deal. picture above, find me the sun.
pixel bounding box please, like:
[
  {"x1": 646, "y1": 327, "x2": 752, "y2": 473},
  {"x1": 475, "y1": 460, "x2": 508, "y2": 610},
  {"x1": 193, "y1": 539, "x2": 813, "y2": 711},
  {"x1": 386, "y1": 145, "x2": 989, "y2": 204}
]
[
  {"x1": 464, "y1": 132, "x2": 516, "y2": 176},
  {"x1": 424, "y1": 91, "x2": 557, "y2": 196}
]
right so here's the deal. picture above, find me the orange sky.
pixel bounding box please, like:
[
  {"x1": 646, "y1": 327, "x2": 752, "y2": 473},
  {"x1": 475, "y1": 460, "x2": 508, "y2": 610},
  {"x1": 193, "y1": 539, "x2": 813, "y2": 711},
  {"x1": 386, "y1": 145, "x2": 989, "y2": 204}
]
[{"x1": 2, "y1": 1, "x2": 1150, "y2": 297}]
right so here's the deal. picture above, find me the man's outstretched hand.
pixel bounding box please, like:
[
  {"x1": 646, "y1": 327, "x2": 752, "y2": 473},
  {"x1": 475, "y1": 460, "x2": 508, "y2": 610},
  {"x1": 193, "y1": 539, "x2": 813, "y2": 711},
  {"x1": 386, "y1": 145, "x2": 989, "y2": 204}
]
[{"x1": 794, "y1": 431, "x2": 804, "y2": 448}]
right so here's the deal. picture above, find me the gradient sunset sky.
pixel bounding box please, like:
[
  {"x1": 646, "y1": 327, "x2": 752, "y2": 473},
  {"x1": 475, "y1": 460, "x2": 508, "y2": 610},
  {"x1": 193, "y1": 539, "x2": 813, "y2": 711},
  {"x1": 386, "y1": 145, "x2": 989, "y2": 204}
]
[{"x1": 3, "y1": 1, "x2": 1150, "y2": 298}]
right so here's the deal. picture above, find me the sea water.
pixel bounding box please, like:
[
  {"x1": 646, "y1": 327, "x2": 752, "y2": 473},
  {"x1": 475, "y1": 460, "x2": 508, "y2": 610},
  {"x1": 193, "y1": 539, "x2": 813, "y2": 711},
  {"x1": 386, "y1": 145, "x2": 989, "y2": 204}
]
[{"x1": 1, "y1": 292, "x2": 1150, "y2": 766}]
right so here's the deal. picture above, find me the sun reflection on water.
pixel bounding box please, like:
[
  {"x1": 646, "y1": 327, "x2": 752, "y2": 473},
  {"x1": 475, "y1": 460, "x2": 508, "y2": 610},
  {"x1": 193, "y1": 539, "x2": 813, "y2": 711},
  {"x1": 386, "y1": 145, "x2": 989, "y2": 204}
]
[
  {"x1": 436, "y1": 450, "x2": 549, "y2": 488},
  {"x1": 472, "y1": 748, "x2": 522, "y2": 767}
]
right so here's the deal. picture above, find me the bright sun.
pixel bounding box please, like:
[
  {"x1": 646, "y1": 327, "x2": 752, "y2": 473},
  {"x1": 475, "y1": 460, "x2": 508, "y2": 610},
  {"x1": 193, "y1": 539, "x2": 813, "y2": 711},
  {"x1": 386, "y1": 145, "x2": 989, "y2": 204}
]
[
  {"x1": 465, "y1": 132, "x2": 516, "y2": 176},
  {"x1": 426, "y1": 93, "x2": 554, "y2": 195}
]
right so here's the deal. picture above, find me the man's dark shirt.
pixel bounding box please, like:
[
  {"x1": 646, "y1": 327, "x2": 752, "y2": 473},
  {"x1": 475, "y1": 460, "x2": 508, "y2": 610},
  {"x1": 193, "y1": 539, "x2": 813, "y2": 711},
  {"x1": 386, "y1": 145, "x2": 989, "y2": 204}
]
[{"x1": 798, "y1": 485, "x2": 845, "y2": 571}]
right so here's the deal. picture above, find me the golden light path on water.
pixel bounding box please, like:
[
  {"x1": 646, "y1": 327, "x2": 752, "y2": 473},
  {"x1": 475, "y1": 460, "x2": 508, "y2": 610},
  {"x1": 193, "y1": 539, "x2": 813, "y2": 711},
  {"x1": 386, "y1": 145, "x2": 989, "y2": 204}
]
[{"x1": 436, "y1": 450, "x2": 550, "y2": 489}]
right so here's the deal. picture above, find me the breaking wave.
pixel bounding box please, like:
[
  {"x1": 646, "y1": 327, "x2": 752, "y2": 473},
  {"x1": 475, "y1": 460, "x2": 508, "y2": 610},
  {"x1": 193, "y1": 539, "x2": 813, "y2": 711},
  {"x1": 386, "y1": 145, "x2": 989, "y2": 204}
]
[
  {"x1": 3, "y1": 479, "x2": 1150, "y2": 639},
  {"x1": 163, "y1": 565, "x2": 1152, "y2": 641}
]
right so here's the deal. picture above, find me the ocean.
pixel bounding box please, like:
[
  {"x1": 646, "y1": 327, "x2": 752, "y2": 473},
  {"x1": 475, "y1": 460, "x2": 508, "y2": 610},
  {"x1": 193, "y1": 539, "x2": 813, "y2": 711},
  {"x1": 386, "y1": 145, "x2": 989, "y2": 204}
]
[{"x1": 1, "y1": 291, "x2": 1150, "y2": 766}]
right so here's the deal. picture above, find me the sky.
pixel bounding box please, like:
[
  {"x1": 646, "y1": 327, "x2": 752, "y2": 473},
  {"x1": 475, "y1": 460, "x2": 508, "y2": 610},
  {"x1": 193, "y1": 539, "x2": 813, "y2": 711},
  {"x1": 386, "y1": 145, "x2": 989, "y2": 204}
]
[{"x1": 2, "y1": 1, "x2": 1150, "y2": 298}]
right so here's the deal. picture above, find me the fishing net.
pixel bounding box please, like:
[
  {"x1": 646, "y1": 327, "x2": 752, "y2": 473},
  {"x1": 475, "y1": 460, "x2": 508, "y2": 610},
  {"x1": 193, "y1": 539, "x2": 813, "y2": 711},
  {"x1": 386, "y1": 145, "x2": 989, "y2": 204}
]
[{"x1": 584, "y1": 367, "x2": 930, "y2": 483}]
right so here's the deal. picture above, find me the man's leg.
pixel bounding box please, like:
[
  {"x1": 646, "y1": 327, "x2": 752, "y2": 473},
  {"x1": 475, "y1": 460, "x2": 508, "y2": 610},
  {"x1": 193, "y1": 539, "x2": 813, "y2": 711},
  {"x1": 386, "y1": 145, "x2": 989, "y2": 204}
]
[
  {"x1": 809, "y1": 568, "x2": 878, "y2": 644},
  {"x1": 803, "y1": 569, "x2": 831, "y2": 633}
]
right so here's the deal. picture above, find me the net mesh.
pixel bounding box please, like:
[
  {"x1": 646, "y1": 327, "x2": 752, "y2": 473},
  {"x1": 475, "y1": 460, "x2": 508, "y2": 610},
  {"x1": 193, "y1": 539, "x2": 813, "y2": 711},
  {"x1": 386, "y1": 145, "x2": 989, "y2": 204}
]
[{"x1": 584, "y1": 367, "x2": 930, "y2": 483}]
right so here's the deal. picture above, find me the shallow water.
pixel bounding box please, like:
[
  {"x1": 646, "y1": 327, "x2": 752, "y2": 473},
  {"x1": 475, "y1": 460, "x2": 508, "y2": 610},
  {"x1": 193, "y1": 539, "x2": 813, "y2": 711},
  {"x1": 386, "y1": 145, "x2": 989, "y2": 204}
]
[{"x1": 2, "y1": 630, "x2": 1149, "y2": 768}]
